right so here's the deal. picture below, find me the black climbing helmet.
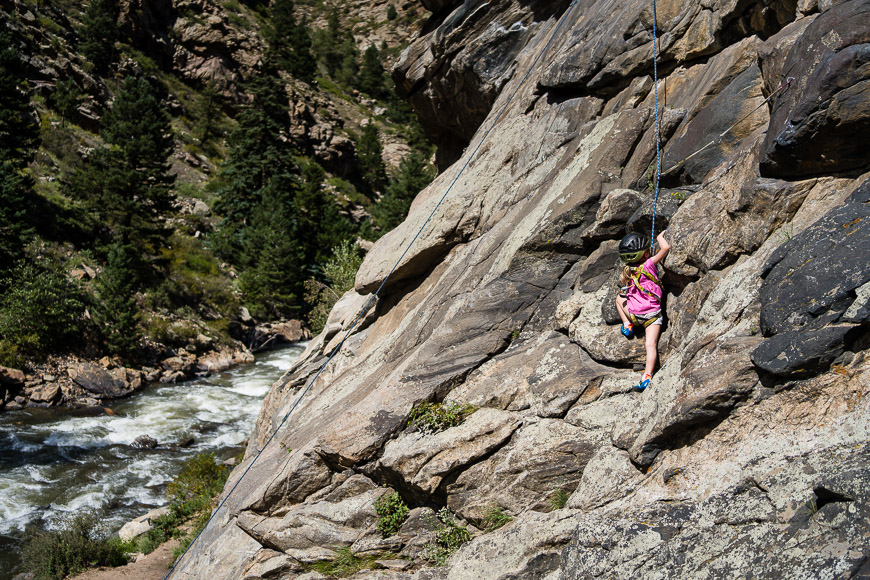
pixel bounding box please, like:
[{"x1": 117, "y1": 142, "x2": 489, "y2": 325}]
[{"x1": 619, "y1": 233, "x2": 649, "y2": 264}]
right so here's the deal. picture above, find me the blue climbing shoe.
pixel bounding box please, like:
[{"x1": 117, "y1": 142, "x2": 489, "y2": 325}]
[
  {"x1": 620, "y1": 323, "x2": 633, "y2": 339},
  {"x1": 634, "y1": 373, "x2": 652, "y2": 392}
]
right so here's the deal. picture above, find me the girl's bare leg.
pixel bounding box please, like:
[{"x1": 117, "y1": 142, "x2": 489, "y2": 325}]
[
  {"x1": 644, "y1": 323, "x2": 661, "y2": 376},
  {"x1": 615, "y1": 297, "x2": 631, "y2": 326}
]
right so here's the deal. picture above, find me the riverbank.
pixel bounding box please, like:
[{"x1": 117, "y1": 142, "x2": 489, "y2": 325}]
[
  {"x1": 0, "y1": 320, "x2": 308, "y2": 412},
  {"x1": 1, "y1": 344, "x2": 305, "y2": 579}
]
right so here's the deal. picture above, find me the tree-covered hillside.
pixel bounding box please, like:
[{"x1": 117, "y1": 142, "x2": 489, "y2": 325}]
[{"x1": 0, "y1": 0, "x2": 434, "y2": 400}]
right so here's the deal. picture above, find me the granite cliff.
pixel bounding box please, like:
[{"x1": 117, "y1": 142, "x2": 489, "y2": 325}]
[{"x1": 176, "y1": 0, "x2": 870, "y2": 577}]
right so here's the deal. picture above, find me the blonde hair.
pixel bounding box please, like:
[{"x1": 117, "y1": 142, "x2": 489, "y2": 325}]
[{"x1": 619, "y1": 265, "x2": 633, "y2": 286}]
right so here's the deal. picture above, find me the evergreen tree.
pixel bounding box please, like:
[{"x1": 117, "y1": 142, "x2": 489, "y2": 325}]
[
  {"x1": 295, "y1": 161, "x2": 353, "y2": 266},
  {"x1": 265, "y1": 0, "x2": 316, "y2": 82},
  {"x1": 0, "y1": 34, "x2": 40, "y2": 169},
  {"x1": 66, "y1": 77, "x2": 175, "y2": 262},
  {"x1": 78, "y1": 0, "x2": 119, "y2": 73},
  {"x1": 0, "y1": 261, "x2": 85, "y2": 357},
  {"x1": 387, "y1": 4, "x2": 398, "y2": 21},
  {"x1": 213, "y1": 68, "x2": 296, "y2": 262},
  {"x1": 0, "y1": 164, "x2": 34, "y2": 274},
  {"x1": 52, "y1": 79, "x2": 81, "y2": 127},
  {"x1": 93, "y1": 242, "x2": 140, "y2": 356},
  {"x1": 358, "y1": 44, "x2": 386, "y2": 98},
  {"x1": 238, "y1": 181, "x2": 305, "y2": 318},
  {"x1": 372, "y1": 150, "x2": 434, "y2": 233},
  {"x1": 191, "y1": 81, "x2": 222, "y2": 147},
  {"x1": 0, "y1": 34, "x2": 39, "y2": 274},
  {"x1": 357, "y1": 124, "x2": 388, "y2": 194}
]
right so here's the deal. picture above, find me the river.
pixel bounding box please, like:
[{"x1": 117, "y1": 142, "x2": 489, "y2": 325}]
[{"x1": 0, "y1": 344, "x2": 305, "y2": 578}]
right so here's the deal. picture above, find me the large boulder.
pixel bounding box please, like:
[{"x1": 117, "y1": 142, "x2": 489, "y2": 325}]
[
  {"x1": 760, "y1": 0, "x2": 870, "y2": 177},
  {"x1": 752, "y1": 179, "x2": 870, "y2": 377}
]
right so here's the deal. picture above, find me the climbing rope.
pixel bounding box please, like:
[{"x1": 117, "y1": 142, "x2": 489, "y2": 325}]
[
  {"x1": 163, "y1": 2, "x2": 581, "y2": 577},
  {"x1": 647, "y1": 0, "x2": 793, "y2": 248},
  {"x1": 650, "y1": 0, "x2": 662, "y2": 250}
]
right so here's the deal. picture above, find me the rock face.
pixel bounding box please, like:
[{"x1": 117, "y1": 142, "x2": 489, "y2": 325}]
[{"x1": 178, "y1": 1, "x2": 870, "y2": 578}]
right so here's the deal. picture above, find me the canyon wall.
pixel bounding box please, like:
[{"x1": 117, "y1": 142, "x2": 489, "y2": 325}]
[{"x1": 177, "y1": 0, "x2": 870, "y2": 577}]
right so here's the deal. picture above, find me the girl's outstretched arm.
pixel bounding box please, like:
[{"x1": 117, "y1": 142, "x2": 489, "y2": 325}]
[{"x1": 650, "y1": 230, "x2": 670, "y2": 265}]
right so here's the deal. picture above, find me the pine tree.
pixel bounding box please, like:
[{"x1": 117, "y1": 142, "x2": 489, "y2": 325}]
[
  {"x1": 358, "y1": 44, "x2": 386, "y2": 98},
  {"x1": 213, "y1": 68, "x2": 296, "y2": 262},
  {"x1": 93, "y1": 242, "x2": 141, "y2": 356},
  {"x1": 66, "y1": 77, "x2": 175, "y2": 261},
  {"x1": 372, "y1": 150, "x2": 435, "y2": 233},
  {"x1": 0, "y1": 34, "x2": 39, "y2": 274},
  {"x1": 0, "y1": 34, "x2": 40, "y2": 169},
  {"x1": 294, "y1": 161, "x2": 353, "y2": 266},
  {"x1": 265, "y1": 0, "x2": 316, "y2": 82},
  {"x1": 79, "y1": 0, "x2": 119, "y2": 73},
  {"x1": 191, "y1": 81, "x2": 222, "y2": 148},
  {"x1": 357, "y1": 124, "x2": 388, "y2": 194},
  {"x1": 0, "y1": 164, "x2": 34, "y2": 274},
  {"x1": 239, "y1": 181, "x2": 305, "y2": 319},
  {"x1": 52, "y1": 79, "x2": 81, "y2": 127}
]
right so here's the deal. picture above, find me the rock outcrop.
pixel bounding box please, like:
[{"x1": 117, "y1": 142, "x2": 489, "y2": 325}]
[{"x1": 177, "y1": 1, "x2": 870, "y2": 578}]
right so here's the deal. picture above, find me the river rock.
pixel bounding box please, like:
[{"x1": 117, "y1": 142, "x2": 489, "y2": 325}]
[
  {"x1": 0, "y1": 366, "x2": 25, "y2": 386},
  {"x1": 29, "y1": 383, "x2": 61, "y2": 404},
  {"x1": 132, "y1": 435, "x2": 158, "y2": 449},
  {"x1": 68, "y1": 363, "x2": 131, "y2": 398},
  {"x1": 118, "y1": 507, "x2": 170, "y2": 541}
]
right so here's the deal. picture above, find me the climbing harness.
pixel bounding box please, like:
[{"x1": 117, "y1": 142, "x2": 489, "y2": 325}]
[
  {"x1": 163, "y1": 1, "x2": 582, "y2": 578},
  {"x1": 619, "y1": 262, "x2": 664, "y2": 328}
]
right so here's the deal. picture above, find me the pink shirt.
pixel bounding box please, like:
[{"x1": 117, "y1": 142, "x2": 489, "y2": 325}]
[{"x1": 626, "y1": 258, "x2": 663, "y2": 318}]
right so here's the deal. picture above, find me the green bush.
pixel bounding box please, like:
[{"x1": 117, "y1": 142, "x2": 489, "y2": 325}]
[
  {"x1": 408, "y1": 401, "x2": 476, "y2": 435},
  {"x1": 305, "y1": 240, "x2": 363, "y2": 333},
  {"x1": 0, "y1": 262, "x2": 85, "y2": 359},
  {"x1": 374, "y1": 491, "x2": 409, "y2": 537},
  {"x1": 167, "y1": 453, "x2": 230, "y2": 505},
  {"x1": 423, "y1": 508, "x2": 472, "y2": 566},
  {"x1": 21, "y1": 511, "x2": 131, "y2": 580},
  {"x1": 130, "y1": 453, "x2": 230, "y2": 556}
]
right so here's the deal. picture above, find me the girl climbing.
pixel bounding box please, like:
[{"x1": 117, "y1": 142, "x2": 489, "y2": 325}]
[{"x1": 615, "y1": 230, "x2": 670, "y2": 391}]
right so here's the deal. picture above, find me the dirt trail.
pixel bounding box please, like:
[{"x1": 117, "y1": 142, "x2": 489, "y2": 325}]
[{"x1": 70, "y1": 539, "x2": 180, "y2": 580}]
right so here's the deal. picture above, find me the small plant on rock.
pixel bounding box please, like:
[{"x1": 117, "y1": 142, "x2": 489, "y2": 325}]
[
  {"x1": 481, "y1": 505, "x2": 512, "y2": 531},
  {"x1": 307, "y1": 547, "x2": 385, "y2": 577},
  {"x1": 408, "y1": 401, "x2": 476, "y2": 434},
  {"x1": 423, "y1": 507, "x2": 472, "y2": 567},
  {"x1": 547, "y1": 488, "x2": 569, "y2": 511},
  {"x1": 374, "y1": 491, "x2": 410, "y2": 537}
]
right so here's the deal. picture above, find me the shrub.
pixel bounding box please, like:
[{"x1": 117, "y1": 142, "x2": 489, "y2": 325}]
[
  {"x1": 481, "y1": 505, "x2": 512, "y2": 531},
  {"x1": 131, "y1": 453, "x2": 230, "y2": 557},
  {"x1": 305, "y1": 240, "x2": 363, "y2": 333},
  {"x1": 166, "y1": 452, "x2": 230, "y2": 505},
  {"x1": 0, "y1": 261, "x2": 85, "y2": 359},
  {"x1": 423, "y1": 508, "x2": 472, "y2": 567},
  {"x1": 21, "y1": 511, "x2": 130, "y2": 580},
  {"x1": 374, "y1": 491, "x2": 409, "y2": 537},
  {"x1": 547, "y1": 489, "x2": 569, "y2": 511},
  {"x1": 408, "y1": 401, "x2": 476, "y2": 434}
]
